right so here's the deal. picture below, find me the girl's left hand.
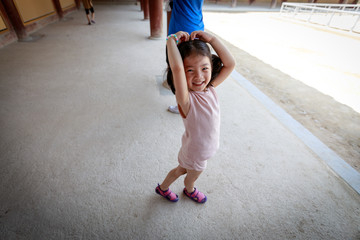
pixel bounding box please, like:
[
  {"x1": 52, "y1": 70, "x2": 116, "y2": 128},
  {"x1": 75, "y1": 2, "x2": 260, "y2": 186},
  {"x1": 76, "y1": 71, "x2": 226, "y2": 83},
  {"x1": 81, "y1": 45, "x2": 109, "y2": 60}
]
[{"x1": 175, "y1": 31, "x2": 190, "y2": 44}]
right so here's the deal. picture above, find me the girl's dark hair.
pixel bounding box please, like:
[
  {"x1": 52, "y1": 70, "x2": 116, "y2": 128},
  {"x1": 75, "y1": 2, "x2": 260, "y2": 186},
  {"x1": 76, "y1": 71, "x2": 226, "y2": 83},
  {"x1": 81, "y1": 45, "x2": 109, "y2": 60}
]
[{"x1": 166, "y1": 40, "x2": 223, "y2": 94}]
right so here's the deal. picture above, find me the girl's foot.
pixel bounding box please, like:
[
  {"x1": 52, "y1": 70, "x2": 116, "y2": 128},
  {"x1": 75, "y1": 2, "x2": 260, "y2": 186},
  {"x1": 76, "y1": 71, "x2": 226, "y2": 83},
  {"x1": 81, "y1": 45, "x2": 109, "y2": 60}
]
[
  {"x1": 155, "y1": 184, "x2": 179, "y2": 202},
  {"x1": 91, "y1": 20, "x2": 96, "y2": 24},
  {"x1": 183, "y1": 188, "x2": 207, "y2": 204}
]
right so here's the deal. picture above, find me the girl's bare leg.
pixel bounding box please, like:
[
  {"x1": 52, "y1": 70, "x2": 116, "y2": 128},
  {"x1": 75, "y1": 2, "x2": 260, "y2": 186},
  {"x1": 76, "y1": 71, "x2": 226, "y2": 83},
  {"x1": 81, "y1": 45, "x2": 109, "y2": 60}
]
[
  {"x1": 160, "y1": 165, "x2": 187, "y2": 191},
  {"x1": 184, "y1": 169, "x2": 203, "y2": 193}
]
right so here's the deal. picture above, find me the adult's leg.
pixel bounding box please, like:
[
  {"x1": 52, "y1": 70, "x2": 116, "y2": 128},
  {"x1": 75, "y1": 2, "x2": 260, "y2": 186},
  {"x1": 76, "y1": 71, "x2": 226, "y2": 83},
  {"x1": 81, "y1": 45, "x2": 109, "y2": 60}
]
[{"x1": 160, "y1": 165, "x2": 187, "y2": 190}]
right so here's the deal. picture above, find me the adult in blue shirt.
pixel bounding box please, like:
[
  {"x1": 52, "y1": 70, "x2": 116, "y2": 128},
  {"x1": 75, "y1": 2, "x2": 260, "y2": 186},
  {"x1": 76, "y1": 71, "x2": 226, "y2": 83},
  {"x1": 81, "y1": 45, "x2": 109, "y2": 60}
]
[
  {"x1": 166, "y1": 0, "x2": 205, "y2": 114},
  {"x1": 168, "y1": 0, "x2": 204, "y2": 35}
]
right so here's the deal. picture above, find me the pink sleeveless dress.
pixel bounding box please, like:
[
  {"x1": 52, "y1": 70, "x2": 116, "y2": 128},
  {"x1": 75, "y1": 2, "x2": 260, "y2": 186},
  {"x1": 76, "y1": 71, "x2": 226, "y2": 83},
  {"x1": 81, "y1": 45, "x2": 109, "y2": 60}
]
[{"x1": 178, "y1": 86, "x2": 220, "y2": 171}]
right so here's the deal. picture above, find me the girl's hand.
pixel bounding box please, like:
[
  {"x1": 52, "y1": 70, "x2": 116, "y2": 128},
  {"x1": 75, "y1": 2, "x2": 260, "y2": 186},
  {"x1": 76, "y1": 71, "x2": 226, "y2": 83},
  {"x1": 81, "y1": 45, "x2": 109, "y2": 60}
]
[
  {"x1": 175, "y1": 31, "x2": 190, "y2": 44},
  {"x1": 190, "y1": 31, "x2": 214, "y2": 43}
]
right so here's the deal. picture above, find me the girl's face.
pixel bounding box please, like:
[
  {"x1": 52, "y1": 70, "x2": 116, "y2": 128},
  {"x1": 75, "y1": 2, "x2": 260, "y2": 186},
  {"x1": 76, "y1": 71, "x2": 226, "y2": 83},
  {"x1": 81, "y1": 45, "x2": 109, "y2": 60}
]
[{"x1": 183, "y1": 54, "x2": 212, "y2": 92}]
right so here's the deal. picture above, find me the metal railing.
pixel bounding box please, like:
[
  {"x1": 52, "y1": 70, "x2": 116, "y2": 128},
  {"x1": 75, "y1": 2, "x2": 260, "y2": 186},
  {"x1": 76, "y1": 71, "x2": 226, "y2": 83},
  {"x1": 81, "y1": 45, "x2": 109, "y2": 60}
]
[{"x1": 280, "y1": 3, "x2": 360, "y2": 33}]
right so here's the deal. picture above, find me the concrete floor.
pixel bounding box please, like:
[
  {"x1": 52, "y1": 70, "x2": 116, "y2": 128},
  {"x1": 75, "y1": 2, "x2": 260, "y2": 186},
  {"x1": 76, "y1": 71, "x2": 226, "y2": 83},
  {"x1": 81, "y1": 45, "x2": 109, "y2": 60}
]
[{"x1": 0, "y1": 4, "x2": 359, "y2": 239}]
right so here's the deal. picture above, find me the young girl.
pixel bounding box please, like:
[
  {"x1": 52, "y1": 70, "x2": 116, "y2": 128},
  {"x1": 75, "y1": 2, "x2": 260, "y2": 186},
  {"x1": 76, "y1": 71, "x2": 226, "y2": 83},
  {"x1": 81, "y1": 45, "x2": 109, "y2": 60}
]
[{"x1": 156, "y1": 30, "x2": 235, "y2": 203}]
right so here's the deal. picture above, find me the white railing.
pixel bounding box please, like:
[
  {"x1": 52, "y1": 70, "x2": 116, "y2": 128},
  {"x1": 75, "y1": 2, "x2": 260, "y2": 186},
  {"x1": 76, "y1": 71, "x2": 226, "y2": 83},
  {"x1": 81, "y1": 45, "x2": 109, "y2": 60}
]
[{"x1": 280, "y1": 3, "x2": 360, "y2": 33}]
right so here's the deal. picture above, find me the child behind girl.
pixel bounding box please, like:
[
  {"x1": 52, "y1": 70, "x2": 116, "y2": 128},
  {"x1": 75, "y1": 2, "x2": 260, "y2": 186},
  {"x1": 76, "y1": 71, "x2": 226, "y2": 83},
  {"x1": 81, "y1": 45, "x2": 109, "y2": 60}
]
[
  {"x1": 156, "y1": 31, "x2": 235, "y2": 203},
  {"x1": 82, "y1": 0, "x2": 95, "y2": 25}
]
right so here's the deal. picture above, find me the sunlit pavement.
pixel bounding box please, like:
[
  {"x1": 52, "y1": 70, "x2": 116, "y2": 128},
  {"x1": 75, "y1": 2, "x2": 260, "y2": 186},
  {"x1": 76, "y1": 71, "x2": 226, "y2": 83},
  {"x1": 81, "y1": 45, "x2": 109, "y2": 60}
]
[{"x1": 204, "y1": 10, "x2": 360, "y2": 113}]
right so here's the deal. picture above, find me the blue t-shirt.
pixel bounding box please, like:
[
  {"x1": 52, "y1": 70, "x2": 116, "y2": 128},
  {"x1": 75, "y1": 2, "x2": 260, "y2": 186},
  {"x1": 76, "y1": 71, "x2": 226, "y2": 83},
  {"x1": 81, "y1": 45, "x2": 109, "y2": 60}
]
[{"x1": 168, "y1": 0, "x2": 204, "y2": 35}]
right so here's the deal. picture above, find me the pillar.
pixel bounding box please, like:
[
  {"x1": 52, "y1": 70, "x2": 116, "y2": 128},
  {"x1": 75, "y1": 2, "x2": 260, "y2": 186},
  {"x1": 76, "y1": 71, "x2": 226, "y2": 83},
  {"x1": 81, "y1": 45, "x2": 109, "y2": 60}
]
[
  {"x1": 74, "y1": 0, "x2": 81, "y2": 9},
  {"x1": 167, "y1": 9, "x2": 171, "y2": 35},
  {"x1": 0, "y1": 1, "x2": 12, "y2": 31},
  {"x1": 231, "y1": 0, "x2": 237, "y2": 7},
  {"x1": 1, "y1": 0, "x2": 28, "y2": 40},
  {"x1": 149, "y1": 0, "x2": 163, "y2": 39},
  {"x1": 52, "y1": 0, "x2": 64, "y2": 19},
  {"x1": 143, "y1": 0, "x2": 149, "y2": 20},
  {"x1": 0, "y1": 1, "x2": 18, "y2": 47},
  {"x1": 140, "y1": 0, "x2": 143, "y2": 11},
  {"x1": 270, "y1": 0, "x2": 277, "y2": 8}
]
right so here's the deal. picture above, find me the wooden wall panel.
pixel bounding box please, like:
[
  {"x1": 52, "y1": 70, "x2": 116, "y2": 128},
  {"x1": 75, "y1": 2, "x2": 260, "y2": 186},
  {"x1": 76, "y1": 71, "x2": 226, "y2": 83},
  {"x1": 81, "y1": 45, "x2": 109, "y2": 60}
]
[
  {"x1": 0, "y1": 14, "x2": 7, "y2": 32},
  {"x1": 60, "y1": 0, "x2": 76, "y2": 9},
  {"x1": 13, "y1": 0, "x2": 55, "y2": 24}
]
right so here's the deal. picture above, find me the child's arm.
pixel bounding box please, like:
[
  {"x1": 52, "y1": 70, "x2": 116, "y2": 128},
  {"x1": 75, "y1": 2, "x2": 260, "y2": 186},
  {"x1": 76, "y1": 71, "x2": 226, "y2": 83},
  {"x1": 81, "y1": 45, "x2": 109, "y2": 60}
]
[
  {"x1": 166, "y1": 31, "x2": 191, "y2": 115},
  {"x1": 191, "y1": 31, "x2": 235, "y2": 87}
]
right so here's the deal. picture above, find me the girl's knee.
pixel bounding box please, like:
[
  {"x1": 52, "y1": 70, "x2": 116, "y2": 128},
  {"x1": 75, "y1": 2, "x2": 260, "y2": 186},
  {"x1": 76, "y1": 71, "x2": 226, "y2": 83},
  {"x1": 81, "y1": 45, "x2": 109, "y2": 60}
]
[{"x1": 175, "y1": 166, "x2": 187, "y2": 176}]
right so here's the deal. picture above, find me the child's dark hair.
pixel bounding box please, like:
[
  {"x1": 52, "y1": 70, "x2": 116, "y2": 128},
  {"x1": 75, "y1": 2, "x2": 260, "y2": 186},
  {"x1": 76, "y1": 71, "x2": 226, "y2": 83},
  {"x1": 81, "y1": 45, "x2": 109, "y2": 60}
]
[{"x1": 166, "y1": 40, "x2": 223, "y2": 94}]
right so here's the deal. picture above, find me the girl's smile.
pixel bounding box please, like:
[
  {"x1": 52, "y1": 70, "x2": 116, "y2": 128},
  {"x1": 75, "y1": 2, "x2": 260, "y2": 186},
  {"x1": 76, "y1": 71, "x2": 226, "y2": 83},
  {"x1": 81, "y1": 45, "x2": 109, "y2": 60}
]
[
  {"x1": 193, "y1": 81, "x2": 205, "y2": 86},
  {"x1": 184, "y1": 54, "x2": 212, "y2": 92}
]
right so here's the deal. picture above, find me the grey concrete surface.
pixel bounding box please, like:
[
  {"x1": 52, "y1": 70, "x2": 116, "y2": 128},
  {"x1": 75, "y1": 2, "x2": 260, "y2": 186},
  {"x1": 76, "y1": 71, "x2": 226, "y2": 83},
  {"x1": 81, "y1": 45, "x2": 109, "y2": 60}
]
[{"x1": 0, "y1": 4, "x2": 359, "y2": 240}]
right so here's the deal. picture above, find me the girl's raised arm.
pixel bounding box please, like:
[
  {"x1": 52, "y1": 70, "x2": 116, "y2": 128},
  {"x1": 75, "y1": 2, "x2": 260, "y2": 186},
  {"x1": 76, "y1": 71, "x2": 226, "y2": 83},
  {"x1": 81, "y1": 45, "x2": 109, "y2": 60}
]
[
  {"x1": 191, "y1": 31, "x2": 235, "y2": 87},
  {"x1": 166, "y1": 31, "x2": 191, "y2": 115}
]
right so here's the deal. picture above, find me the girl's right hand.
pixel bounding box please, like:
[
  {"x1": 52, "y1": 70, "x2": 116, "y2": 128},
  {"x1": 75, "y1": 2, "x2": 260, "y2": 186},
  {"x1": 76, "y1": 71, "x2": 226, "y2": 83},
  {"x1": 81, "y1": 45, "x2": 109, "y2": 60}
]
[{"x1": 175, "y1": 31, "x2": 190, "y2": 44}]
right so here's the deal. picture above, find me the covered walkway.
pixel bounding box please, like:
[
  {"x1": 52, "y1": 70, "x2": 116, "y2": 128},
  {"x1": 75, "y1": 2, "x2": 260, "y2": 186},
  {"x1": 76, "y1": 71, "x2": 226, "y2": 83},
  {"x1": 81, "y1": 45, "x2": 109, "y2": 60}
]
[{"x1": 0, "y1": 4, "x2": 359, "y2": 239}]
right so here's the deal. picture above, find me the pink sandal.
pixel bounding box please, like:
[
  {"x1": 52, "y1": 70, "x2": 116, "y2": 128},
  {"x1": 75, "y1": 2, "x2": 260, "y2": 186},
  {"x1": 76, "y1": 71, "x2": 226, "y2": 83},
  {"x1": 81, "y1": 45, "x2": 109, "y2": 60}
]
[
  {"x1": 183, "y1": 188, "x2": 207, "y2": 204},
  {"x1": 155, "y1": 184, "x2": 179, "y2": 202}
]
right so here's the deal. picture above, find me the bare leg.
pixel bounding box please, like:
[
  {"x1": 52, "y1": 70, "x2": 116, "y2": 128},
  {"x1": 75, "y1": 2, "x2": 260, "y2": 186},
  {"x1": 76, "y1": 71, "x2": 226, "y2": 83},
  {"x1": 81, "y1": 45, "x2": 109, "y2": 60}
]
[
  {"x1": 91, "y1": 12, "x2": 95, "y2": 22},
  {"x1": 86, "y1": 14, "x2": 91, "y2": 24},
  {"x1": 184, "y1": 169, "x2": 203, "y2": 193},
  {"x1": 160, "y1": 165, "x2": 187, "y2": 191}
]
